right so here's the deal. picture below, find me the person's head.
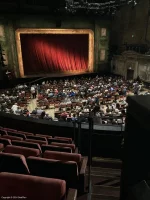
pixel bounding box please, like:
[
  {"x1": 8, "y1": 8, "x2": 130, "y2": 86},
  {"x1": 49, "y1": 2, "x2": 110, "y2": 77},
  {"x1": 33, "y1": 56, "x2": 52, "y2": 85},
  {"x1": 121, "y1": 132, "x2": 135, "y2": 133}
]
[{"x1": 40, "y1": 111, "x2": 45, "y2": 119}]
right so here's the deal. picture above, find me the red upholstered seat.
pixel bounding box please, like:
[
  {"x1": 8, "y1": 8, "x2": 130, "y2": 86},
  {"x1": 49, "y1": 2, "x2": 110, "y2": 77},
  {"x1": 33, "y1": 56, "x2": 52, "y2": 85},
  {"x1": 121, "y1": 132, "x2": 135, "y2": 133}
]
[
  {"x1": 0, "y1": 152, "x2": 30, "y2": 174},
  {"x1": 0, "y1": 138, "x2": 11, "y2": 147},
  {"x1": 51, "y1": 142, "x2": 75, "y2": 152},
  {"x1": 2, "y1": 135, "x2": 23, "y2": 141},
  {"x1": 36, "y1": 134, "x2": 52, "y2": 139},
  {"x1": 0, "y1": 129, "x2": 7, "y2": 136},
  {"x1": 0, "y1": 143, "x2": 4, "y2": 150},
  {"x1": 41, "y1": 144, "x2": 72, "y2": 153},
  {"x1": 18, "y1": 131, "x2": 34, "y2": 136},
  {"x1": 0, "y1": 172, "x2": 66, "y2": 200},
  {"x1": 48, "y1": 138, "x2": 70, "y2": 144},
  {"x1": 27, "y1": 156, "x2": 78, "y2": 189},
  {"x1": 3, "y1": 128, "x2": 17, "y2": 133},
  {"x1": 43, "y1": 151, "x2": 81, "y2": 168},
  {"x1": 4, "y1": 145, "x2": 40, "y2": 158},
  {"x1": 26, "y1": 135, "x2": 47, "y2": 142},
  {"x1": 26, "y1": 139, "x2": 47, "y2": 145},
  {"x1": 54, "y1": 136, "x2": 72, "y2": 143},
  {"x1": 12, "y1": 140, "x2": 42, "y2": 153},
  {"x1": 7, "y1": 132, "x2": 27, "y2": 140}
]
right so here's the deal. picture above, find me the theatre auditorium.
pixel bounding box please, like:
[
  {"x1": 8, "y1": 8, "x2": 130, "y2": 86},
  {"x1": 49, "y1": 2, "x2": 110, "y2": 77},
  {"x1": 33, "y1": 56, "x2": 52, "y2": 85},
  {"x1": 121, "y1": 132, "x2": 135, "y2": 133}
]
[{"x1": 0, "y1": 0, "x2": 150, "y2": 200}]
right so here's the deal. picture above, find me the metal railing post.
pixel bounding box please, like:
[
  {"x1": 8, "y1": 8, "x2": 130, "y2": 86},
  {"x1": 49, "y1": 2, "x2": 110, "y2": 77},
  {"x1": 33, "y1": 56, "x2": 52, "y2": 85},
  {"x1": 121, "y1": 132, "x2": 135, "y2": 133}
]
[
  {"x1": 77, "y1": 120, "x2": 81, "y2": 154},
  {"x1": 88, "y1": 117, "x2": 93, "y2": 194}
]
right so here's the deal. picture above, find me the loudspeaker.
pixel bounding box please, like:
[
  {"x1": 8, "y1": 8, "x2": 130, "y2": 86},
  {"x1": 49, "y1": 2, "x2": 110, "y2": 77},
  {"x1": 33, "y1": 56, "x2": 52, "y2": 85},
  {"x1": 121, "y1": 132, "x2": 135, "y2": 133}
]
[
  {"x1": 127, "y1": 180, "x2": 150, "y2": 200},
  {"x1": 56, "y1": 19, "x2": 61, "y2": 28}
]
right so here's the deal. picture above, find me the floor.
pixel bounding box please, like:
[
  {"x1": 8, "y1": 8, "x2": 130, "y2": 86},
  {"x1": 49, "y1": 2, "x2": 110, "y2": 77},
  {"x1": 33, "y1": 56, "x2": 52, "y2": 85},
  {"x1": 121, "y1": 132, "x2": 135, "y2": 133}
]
[
  {"x1": 78, "y1": 158, "x2": 121, "y2": 200},
  {"x1": 27, "y1": 98, "x2": 55, "y2": 119}
]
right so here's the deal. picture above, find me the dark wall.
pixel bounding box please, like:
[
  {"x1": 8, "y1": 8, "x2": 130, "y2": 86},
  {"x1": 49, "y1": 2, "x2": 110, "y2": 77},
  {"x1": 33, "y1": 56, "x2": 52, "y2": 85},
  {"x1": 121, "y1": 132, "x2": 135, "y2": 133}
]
[
  {"x1": 0, "y1": 112, "x2": 123, "y2": 159},
  {"x1": 111, "y1": 0, "x2": 149, "y2": 47},
  {"x1": 120, "y1": 95, "x2": 150, "y2": 200}
]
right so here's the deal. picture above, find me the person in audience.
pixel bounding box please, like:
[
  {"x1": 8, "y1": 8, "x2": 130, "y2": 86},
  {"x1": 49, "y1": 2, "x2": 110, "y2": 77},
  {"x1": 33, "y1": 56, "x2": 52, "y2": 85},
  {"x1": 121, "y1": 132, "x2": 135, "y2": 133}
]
[
  {"x1": 0, "y1": 75, "x2": 149, "y2": 125},
  {"x1": 11, "y1": 103, "x2": 18, "y2": 114}
]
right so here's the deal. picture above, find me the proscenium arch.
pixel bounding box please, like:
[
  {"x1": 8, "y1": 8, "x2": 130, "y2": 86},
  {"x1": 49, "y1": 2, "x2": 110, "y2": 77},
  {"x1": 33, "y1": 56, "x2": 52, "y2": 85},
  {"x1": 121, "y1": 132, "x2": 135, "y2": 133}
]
[{"x1": 15, "y1": 28, "x2": 94, "y2": 78}]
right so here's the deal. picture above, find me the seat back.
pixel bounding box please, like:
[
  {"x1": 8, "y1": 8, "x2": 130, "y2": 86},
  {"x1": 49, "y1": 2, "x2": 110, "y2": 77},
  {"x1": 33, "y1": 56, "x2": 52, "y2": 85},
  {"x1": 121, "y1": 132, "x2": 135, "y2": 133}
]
[
  {"x1": 43, "y1": 151, "x2": 81, "y2": 168},
  {"x1": 27, "y1": 156, "x2": 78, "y2": 189},
  {"x1": 18, "y1": 131, "x2": 34, "y2": 136},
  {"x1": 7, "y1": 132, "x2": 27, "y2": 140},
  {"x1": 51, "y1": 142, "x2": 75, "y2": 152},
  {"x1": 0, "y1": 129, "x2": 7, "y2": 136},
  {"x1": 0, "y1": 172, "x2": 66, "y2": 200},
  {"x1": 3, "y1": 128, "x2": 17, "y2": 132},
  {"x1": 27, "y1": 135, "x2": 47, "y2": 142},
  {"x1": 26, "y1": 139, "x2": 47, "y2": 145},
  {"x1": 54, "y1": 136, "x2": 72, "y2": 143},
  {"x1": 0, "y1": 138, "x2": 11, "y2": 147},
  {"x1": 0, "y1": 152, "x2": 29, "y2": 174},
  {"x1": 36, "y1": 134, "x2": 52, "y2": 139},
  {"x1": 12, "y1": 140, "x2": 42, "y2": 153},
  {"x1": 4, "y1": 145, "x2": 40, "y2": 158},
  {"x1": 48, "y1": 138, "x2": 70, "y2": 144},
  {"x1": 0, "y1": 143, "x2": 4, "y2": 150},
  {"x1": 2, "y1": 135, "x2": 23, "y2": 141},
  {"x1": 41, "y1": 145, "x2": 72, "y2": 153}
]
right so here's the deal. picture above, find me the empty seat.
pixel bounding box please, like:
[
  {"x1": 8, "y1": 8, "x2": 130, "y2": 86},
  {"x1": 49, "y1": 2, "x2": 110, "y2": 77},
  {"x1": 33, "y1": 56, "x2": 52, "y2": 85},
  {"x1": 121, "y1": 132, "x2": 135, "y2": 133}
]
[
  {"x1": 36, "y1": 134, "x2": 52, "y2": 139},
  {"x1": 48, "y1": 138, "x2": 70, "y2": 144},
  {"x1": 18, "y1": 131, "x2": 34, "y2": 136},
  {"x1": 3, "y1": 128, "x2": 17, "y2": 132},
  {"x1": 41, "y1": 145, "x2": 72, "y2": 153},
  {"x1": 27, "y1": 135, "x2": 47, "y2": 142},
  {"x1": 0, "y1": 138, "x2": 11, "y2": 147},
  {"x1": 27, "y1": 156, "x2": 78, "y2": 189},
  {"x1": 7, "y1": 132, "x2": 27, "y2": 140},
  {"x1": 4, "y1": 145, "x2": 40, "y2": 158},
  {"x1": 2, "y1": 135, "x2": 23, "y2": 141},
  {"x1": 0, "y1": 143, "x2": 4, "y2": 151},
  {"x1": 54, "y1": 136, "x2": 72, "y2": 143},
  {"x1": 0, "y1": 152, "x2": 29, "y2": 174},
  {"x1": 51, "y1": 142, "x2": 76, "y2": 152},
  {"x1": 43, "y1": 151, "x2": 81, "y2": 168},
  {"x1": 26, "y1": 139, "x2": 47, "y2": 146},
  {"x1": 12, "y1": 140, "x2": 42, "y2": 153},
  {"x1": 0, "y1": 129, "x2": 7, "y2": 136},
  {"x1": 43, "y1": 151, "x2": 88, "y2": 192},
  {"x1": 0, "y1": 172, "x2": 73, "y2": 200}
]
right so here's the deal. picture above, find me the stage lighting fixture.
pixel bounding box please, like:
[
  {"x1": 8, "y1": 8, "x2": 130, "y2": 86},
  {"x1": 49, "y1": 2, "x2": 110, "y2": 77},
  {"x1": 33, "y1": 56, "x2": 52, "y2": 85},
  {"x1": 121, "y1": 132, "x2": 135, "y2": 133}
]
[{"x1": 64, "y1": 0, "x2": 139, "y2": 15}]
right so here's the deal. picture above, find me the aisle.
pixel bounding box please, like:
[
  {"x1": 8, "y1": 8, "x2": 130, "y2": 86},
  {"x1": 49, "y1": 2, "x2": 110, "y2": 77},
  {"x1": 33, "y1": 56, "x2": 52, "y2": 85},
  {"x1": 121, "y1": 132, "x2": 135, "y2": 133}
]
[
  {"x1": 27, "y1": 97, "x2": 55, "y2": 119},
  {"x1": 78, "y1": 158, "x2": 121, "y2": 200}
]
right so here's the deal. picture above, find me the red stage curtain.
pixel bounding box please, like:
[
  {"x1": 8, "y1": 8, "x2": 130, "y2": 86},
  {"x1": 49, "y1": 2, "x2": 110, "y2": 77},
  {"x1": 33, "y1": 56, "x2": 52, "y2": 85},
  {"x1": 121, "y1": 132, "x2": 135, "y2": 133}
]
[{"x1": 20, "y1": 34, "x2": 89, "y2": 75}]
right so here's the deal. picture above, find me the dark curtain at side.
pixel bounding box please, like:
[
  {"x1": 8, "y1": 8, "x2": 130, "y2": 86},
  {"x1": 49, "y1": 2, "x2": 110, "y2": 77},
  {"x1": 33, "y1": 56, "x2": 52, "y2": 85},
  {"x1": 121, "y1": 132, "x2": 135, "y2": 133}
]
[{"x1": 20, "y1": 34, "x2": 89, "y2": 75}]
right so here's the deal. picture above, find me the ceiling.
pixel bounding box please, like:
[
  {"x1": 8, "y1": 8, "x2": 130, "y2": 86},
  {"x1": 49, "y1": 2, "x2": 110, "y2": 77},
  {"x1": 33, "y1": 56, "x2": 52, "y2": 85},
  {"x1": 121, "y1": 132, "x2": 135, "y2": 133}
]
[{"x1": 0, "y1": 0, "x2": 139, "y2": 17}]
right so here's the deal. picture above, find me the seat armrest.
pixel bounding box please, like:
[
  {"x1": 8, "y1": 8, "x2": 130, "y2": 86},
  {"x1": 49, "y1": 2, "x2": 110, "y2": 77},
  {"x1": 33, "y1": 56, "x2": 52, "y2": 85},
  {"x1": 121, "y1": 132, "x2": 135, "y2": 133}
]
[
  {"x1": 75, "y1": 147, "x2": 78, "y2": 153},
  {"x1": 66, "y1": 188, "x2": 77, "y2": 200},
  {"x1": 80, "y1": 156, "x2": 88, "y2": 175}
]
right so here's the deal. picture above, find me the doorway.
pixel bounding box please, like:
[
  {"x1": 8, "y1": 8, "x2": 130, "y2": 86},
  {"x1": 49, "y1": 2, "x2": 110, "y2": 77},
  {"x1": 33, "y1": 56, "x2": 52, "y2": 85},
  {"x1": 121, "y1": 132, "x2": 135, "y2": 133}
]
[{"x1": 127, "y1": 69, "x2": 134, "y2": 80}]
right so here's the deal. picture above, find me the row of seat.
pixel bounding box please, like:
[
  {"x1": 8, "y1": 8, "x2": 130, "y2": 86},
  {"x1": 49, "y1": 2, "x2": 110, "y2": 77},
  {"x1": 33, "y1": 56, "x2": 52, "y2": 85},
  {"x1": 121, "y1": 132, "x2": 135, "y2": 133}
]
[
  {"x1": 0, "y1": 126, "x2": 73, "y2": 143},
  {"x1": 0, "y1": 150, "x2": 86, "y2": 190},
  {"x1": 0, "y1": 172, "x2": 77, "y2": 200},
  {"x1": 0, "y1": 126, "x2": 87, "y2": 194},
  {"x1": 0, "y1": 127, "x2": 75, "y2": 153}
]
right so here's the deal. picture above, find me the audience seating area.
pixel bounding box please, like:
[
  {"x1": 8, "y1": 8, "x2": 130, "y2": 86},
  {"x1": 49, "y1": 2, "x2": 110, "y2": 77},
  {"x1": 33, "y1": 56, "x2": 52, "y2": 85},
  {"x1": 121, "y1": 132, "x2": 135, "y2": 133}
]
[
  {"x1": 0, "y1": 126, "x2": 88, "y2": 199},
  {"x1": 0, "y1": 172, "x2": 77, "y2": 200}
]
